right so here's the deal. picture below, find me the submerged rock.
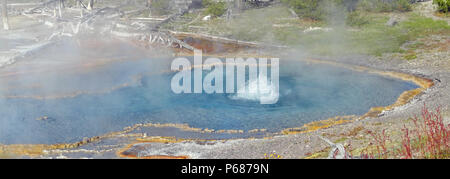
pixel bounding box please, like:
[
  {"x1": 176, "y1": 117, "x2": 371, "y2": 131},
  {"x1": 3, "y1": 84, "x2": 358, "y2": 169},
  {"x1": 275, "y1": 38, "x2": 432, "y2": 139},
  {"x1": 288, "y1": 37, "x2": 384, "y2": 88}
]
[{"x1": 36, "y1": 116, "x2": 49, "y2": 121}]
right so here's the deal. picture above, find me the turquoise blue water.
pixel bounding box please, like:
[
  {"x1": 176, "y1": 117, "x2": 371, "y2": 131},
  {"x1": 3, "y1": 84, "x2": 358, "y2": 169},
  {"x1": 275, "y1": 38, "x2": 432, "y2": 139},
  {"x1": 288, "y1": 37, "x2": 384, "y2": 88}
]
[{"x1": 0, "y1": 41, "x2": 419, "y2": 144}]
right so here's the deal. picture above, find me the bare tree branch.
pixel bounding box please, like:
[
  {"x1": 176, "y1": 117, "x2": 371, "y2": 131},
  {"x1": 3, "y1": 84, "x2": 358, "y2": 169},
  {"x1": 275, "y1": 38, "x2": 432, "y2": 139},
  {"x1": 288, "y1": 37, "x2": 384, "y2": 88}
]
[{"x1": 1, "y1": 0, "x2": 9, "y2": 30}]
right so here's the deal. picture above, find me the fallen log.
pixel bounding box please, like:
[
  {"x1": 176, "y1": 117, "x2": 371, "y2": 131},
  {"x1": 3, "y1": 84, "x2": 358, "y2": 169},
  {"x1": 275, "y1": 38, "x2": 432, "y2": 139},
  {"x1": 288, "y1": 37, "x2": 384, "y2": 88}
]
[
  {"x1": 0, "y1": 40, "x2": 54, "y2": 68},
  {"x1": 25, "y1": 0, "x2": 59, "y2": 14},
  {"x1": 167, "y1": 30, "x2": 288, "y2": 50}
]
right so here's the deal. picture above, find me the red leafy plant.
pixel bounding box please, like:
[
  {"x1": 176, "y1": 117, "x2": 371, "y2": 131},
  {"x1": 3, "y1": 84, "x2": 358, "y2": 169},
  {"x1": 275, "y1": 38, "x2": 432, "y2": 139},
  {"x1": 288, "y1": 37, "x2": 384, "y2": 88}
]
[
  {"x1": 363, "y1": 104, "x2": 449, "y2": 159},
  {"x1": 398, "y1": 104, "x2": 449, "y2": 158}
]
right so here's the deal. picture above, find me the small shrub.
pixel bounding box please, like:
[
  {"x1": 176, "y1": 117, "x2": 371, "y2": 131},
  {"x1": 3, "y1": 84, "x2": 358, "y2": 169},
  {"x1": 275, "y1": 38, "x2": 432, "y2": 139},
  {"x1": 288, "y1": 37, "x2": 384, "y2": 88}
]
[
  {"x1": 202, "y1": 0, "x2": 214, "y2": 7},
  {"x1": 282, "y1": 0, "x2": 412, "y2": 22},
  {"x1": 203, "y1": 0, "x2": 227, "y2": 17},
  {"x1": 150, "y1": 0, "x2": 171, "y2": 15},
  {"x1": 346, "y1": 11, "x2": 369, "y2": 27},
  {"x1": 405, "y1": 104, "x2": 449, "y2": 158},
  {"x1": 367, "y1": 129, "x2": 390, "y2": 159},
  {"x1": 393, "y1": 0, "x2": 412, "y2": 12},
  {"x1": 357, "y1": 0, "x2": 412, "y2": 13},
  {"x1": 434, "y1": 0, "x2": 450, "y2": 13},
  {"x1": 281, "y1": 0, "x2": 325, "y2": 20}
]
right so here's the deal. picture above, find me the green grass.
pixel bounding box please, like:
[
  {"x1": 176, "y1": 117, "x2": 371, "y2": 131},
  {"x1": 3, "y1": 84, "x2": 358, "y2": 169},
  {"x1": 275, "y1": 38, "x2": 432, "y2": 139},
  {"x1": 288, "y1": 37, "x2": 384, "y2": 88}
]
[
  {"x1": 164, "y1": 5, "x2": 450, "y2": 57},
  {"x1": 404, "y1": 52, "x2": 417, "y2": 60},
  {"x1": 334, "y1": 137, "x2": 348, "y2": 144},
  {"x1": 172, "y1": 5, "x2": 323, "y2": 42},
  {"x1": 276, "y1": 12, "x2": 450, "y2": 56}
]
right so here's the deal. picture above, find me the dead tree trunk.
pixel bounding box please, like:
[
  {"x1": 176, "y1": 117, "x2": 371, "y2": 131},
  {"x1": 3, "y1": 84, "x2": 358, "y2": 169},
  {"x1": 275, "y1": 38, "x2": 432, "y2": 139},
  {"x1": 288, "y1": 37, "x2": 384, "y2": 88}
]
[
  {"x1": 146, "y1": 0, "x2": 152, "y2": 17},
  {"x1": 146, "y1": 0, "x2": 152, "y2": 7},
  {"x1": 80, "y1": 1, "x2": 84, "y2": 18},
  {"x1": 235, "y1": 0, "x2": 242, "y2": 11},
  {"x1": 58, "y1": 0, "x2": 64, "y2": 18},
  {"x1": 87, "y1": 0, "x2": 94, "y2": 10},
  {"x1": 60, "y1": 0, "x2": 65, "y2": 8},
  {"x1": 1, "y1": 0, "x2": 8, "y2": 30}
]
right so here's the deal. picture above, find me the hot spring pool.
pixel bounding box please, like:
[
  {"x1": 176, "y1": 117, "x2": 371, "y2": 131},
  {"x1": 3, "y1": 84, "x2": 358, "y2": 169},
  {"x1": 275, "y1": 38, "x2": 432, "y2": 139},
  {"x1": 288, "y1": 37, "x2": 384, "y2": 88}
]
[{"x1": 0, "y1": 40, "x2": 419, "y2": 144}]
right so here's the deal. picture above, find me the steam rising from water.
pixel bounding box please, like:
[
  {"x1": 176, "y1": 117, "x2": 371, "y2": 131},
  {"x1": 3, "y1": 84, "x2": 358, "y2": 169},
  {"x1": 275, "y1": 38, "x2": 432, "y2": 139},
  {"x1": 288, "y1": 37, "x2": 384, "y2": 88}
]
[
  {"x1": 230, "y1": 76, "x2": 279, "y2": 103},
  {"x1": 0, "y1": 41, "x2": 419, "y2": 144}
]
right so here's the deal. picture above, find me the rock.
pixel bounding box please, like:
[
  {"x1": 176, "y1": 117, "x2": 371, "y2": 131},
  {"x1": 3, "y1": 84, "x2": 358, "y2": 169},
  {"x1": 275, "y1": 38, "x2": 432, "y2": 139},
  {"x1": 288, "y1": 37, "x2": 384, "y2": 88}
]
[
  {"x1": 303, "y1": 26, "x2": 333, "y2": 33},
  {"x1": 328, "y1": 143, "x2": 348, "y2": 159},
  {"x1": 289, "y1": 8, "x2": 299, "y2": 19},
  {"x1": 202, "y1": 15, "x2": 211, "y2": 21},
  {"x1": 386, "y1": 16, "x2": 399, "y2": 26},
  {"x1": 317, "y1": 135, "x2": 351, "y2": 159},
  {"x1": 82, "y1": 137, "x2": 90, "y2": 144}
]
